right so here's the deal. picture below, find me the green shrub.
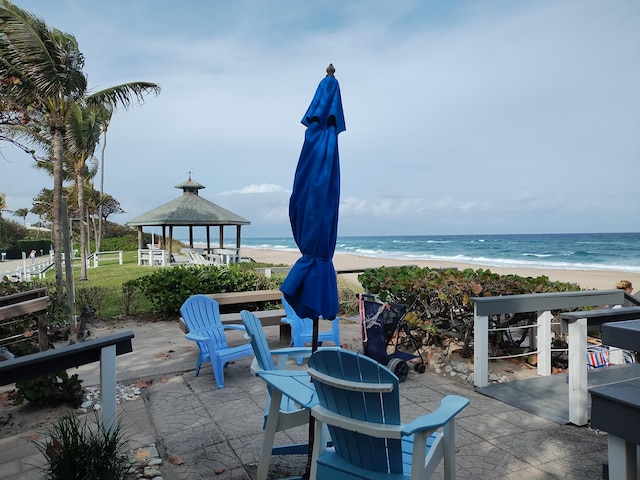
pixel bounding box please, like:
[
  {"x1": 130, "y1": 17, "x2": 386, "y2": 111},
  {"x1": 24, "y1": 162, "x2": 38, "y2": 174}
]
[
  {"x1": 93, "y1": 236, "x2": 139, "y2": 252},
  {"x1": 14, "y1": 370, "x2": 84, "y2": 407},
  {"x1": 76, "y1": 285, "x2": 109, "y2": 318},
  {"x1": 358, "y1": 266, "x2": 581, "y2": 355},
  {"x1": 337, "y1": 276, "x2": 363, "y2": 317},
  {"x1": 124, "y1": 264, "x2": 281, "y2": 315},
  {"x1": 120, "y1": 281, "x2": 143, "y2": 316},
  {"x1": 0, "y1": 217, "x2": 27, "y2": 251},
  {"x1": 37, "y1": 413, "x2": 128, "y2": 480}
]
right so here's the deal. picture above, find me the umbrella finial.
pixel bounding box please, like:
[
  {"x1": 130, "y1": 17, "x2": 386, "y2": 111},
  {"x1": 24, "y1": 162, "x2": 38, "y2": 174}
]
[{"x1": 326, "y1": 64, "x2": 335, "y2": 77}]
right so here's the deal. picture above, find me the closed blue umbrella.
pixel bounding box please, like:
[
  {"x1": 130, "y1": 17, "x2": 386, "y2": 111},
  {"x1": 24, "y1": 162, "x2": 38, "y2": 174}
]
[
  {"x1": 280, "y1": 63, "x2": 345, "y2": 480},
  {"x1": 281, "y1": 64, "x2": 345, "y2": 338}
]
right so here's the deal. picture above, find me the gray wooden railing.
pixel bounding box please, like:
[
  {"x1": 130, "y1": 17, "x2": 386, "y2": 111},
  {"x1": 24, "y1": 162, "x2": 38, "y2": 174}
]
[
  {"x1": 0, "y1": 331, "x2": 134, "y2": 431},
  {"x1": 472, "y1": 289, "x2": 640, "y2": 425}
]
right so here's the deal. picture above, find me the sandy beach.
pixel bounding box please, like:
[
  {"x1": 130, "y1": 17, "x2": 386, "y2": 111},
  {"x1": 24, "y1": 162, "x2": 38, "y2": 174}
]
[{"x1": 245, "y1": 247, "x2": 640, "y2": 292}]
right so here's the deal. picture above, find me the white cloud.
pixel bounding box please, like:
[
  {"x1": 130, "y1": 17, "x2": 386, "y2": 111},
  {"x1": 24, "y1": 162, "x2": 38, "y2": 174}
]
[{"x1": 220, "y1": 184, "x2": 290, "y2": 195}]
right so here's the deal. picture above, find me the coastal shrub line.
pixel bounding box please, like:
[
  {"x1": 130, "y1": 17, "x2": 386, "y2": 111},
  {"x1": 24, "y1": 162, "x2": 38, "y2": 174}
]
[
  {"x1": 123, "y1": 264, "x2": 282, "y2": 315},
  {"x1": 358, "y1": 265, "x2": 581, "y2": 356}
]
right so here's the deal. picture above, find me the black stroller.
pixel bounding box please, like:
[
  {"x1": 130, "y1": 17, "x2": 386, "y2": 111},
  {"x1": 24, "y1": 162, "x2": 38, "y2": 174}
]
[{"x1": 358, "y1": 293, "x2": 426, "y2": 382}]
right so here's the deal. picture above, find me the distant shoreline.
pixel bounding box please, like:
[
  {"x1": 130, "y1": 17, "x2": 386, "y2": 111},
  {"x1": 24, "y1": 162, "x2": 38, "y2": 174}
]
[{"x1": 244, "y1": 246, "x2": 640, "y2": 292}]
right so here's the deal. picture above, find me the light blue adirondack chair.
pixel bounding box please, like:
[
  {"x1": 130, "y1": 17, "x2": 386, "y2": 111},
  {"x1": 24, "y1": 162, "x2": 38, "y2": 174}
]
[
  {"x1": 308, "y1": 348, "x2": 469, "y2": 480},
  {"x1": 241, "y1": 310, "x2": 323, "y2": 480},
  {"x1": 281, "y1": 296, "x2": 341, "y2": 365},
  {"x1": 180, "y1": 295, "x2": 254, "y2": 389}
]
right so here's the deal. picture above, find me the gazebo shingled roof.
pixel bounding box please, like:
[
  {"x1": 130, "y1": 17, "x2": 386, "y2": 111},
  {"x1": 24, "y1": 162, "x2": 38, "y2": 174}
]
[{"x1": 126, "y1": 176, "x2": 250, "y2": 258}]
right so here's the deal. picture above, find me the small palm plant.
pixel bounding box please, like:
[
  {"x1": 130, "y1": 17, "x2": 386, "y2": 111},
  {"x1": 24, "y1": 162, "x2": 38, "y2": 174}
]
[{"x1": 37, "y1": 413, "x2": 128, "y2": 480}]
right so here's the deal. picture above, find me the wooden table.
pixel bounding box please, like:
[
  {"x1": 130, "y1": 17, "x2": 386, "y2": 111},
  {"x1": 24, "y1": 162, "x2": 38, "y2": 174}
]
[
  {"x1": 602, "y1": 318, "x2": 640, "y2": 351},
  {"x1": 590, "y1": 379, "x2": 640, "y2": 480},
  {"x1": 589, "y1": 319, "x2": 640, "y2": 480}
]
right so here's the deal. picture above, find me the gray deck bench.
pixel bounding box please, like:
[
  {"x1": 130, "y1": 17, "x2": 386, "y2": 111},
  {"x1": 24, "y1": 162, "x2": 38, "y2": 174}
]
[
  {"x1": 179, "y1": 289, "x2": 290, "y2": 342},
  {"x1": 0, "y1": 288, "x2": 49, "y2": 351},
  {"x1": 0, "y1": 331, "x2": 134, "y2": 430}
]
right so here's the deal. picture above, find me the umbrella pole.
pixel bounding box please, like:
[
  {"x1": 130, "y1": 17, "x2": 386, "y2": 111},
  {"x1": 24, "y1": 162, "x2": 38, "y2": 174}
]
[
  {"x1": 312, "y1": 317, "x2": 320, "y2": 352},
  {"x1": 303, "y1": 317, "x2": 321, "y2": 479},
  {"x1": 303, "y1": 418, "x2": 315, "y2": 480}
]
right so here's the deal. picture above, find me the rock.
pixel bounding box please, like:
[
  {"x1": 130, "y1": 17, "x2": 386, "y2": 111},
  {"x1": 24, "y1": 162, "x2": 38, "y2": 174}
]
[
  {"x1": 430, "y1": 352, "x2": 443, "y2": 365},
  {"x1": 451, "y1": 361, "x2": 469, "y2": 374},
  {"x1": 143, "y1": 466, "x2": 162, "y2": 477}
]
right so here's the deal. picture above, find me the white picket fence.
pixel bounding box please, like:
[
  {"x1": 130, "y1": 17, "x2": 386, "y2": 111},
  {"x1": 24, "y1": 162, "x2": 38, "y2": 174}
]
[{"x1": 2, "y1": 257, "x2": 54, "y2": 282}]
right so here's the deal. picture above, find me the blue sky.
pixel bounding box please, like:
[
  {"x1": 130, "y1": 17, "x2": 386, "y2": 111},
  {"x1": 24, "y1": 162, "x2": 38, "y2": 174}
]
[{"x1": 1, "y1": 0, "x2": 639, "y2": 238}]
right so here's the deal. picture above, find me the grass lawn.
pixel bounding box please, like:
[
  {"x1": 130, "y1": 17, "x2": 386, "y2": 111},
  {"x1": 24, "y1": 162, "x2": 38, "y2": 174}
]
[
  {"x1": 38, "y1": 251, "x2": 361, "y2": 320},
  {"x1": 65, "y1": 250, "x2": 155, "y2": 319}
]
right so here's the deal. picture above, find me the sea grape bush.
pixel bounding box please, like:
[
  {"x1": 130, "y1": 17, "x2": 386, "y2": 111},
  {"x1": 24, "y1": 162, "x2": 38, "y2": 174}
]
[
  {"x1": 358, "y1": 266, "x2": 581, "y2": 355},
  {"x1": 124, "y1": 264, "x2": 281, "y2": 315}
]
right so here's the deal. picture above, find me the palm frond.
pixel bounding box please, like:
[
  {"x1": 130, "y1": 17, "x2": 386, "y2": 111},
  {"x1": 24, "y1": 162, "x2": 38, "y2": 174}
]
[{"x1": 86, "y1": 82, "x2": 160, "y2": 111}]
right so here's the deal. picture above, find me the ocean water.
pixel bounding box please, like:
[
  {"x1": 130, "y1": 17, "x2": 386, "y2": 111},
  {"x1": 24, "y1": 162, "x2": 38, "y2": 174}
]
[{"x1": 211, "y1": 233, "x2": 640, "y2": 274}]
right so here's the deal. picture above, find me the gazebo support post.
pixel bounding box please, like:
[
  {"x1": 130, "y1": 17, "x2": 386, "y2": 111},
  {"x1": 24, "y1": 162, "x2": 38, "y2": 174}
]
[
  {"x1": 137, "y1": 226, "x2": 143, "y2": 249},
  {"x1": 219, "y1": 225, "x2": 224, "y2": 249},
  {"x1": 206, "y1": 226, "x2": 211, "y2": 254},
  {"x1": 189, "y1": 226, "x2": 194, "y2": 248},
  {"x1": 169, "y1": 226, "x2": 173, "y2": 263}
]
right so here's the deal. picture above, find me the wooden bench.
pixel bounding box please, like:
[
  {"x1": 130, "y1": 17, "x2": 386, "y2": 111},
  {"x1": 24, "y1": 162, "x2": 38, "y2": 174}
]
[
  {"x1": 179, "y1": 289, "x2": 291, "y2": 343},
  {"x1": 138, "y1": 248, "x2": 168, "y2": 266},
  {"x1": 0, "y1": 330, "x2": 134, "y2": 431},
  {"x1": 205, "y1": 289, "x2": 283, "y2": 305},
  {"x1": 0, "y1": 288, "x2": 49, "y2": 352}
]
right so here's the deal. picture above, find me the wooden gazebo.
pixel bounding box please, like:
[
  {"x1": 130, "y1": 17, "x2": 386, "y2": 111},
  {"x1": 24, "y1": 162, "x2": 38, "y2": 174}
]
[{"x1": 126, "y1": 175, "x2": 250, "y2": 263}]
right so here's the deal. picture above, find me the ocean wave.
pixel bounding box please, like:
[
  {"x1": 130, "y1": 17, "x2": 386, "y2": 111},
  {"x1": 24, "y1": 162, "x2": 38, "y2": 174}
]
[
  {"x1": 334, "y1": 249, "x2": 640, "y2": 274},
  {"x1": 192, "y1": 233, "x2": 640, "y2": 274}
]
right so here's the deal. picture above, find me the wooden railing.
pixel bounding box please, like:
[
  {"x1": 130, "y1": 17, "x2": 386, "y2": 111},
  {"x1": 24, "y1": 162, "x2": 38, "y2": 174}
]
[
  {"x1": 0, "y1": 288, "x2": 49, "y2": 351},
  {"x1": 0, "y1": 330, "x2": 134, "y2": 430},
  {"x1": 472, "y1": 289, "x2": 640, "y2": 425},
  {"x1": 2, "y1": 258, "x2": 54, "y2": 282},
  {"x1": 90, "y1": 250, "x2": 123, "y2": 267}
]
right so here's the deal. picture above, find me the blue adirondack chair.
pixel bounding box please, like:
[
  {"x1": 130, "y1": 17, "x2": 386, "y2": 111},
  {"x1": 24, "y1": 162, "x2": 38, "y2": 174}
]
[
  {"x1": 281, "y1": 296, "x2": 341, "y2": 365},
  {"x1": 241, "y1": 310, "x2": 323, "y2": 480},
  {"x1": 180, "y1": 295, "x2": 254, "y2": 389},
  {"x1": 308, "y1": 348, "x2": 469, "y2": 480}
]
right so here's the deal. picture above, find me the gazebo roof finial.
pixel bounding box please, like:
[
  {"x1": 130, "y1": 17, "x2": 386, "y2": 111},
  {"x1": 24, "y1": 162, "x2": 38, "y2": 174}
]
[{"x1": 175, "y1": 174, "x2": 205, "y2": 194}]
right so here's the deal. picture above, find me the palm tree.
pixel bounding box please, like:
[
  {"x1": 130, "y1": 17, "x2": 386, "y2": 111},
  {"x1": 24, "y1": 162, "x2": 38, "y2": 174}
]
[
  {"x1": 95, "y1": 104, "x2": 112, "y2": 254},
  {"x1": 66, "y1": 102, "x2": 101, "y2": 280},
  {"x1": 0, "y1": 0, "x2": 159, "y2": 306},
  {"x1": 0, "y1": 193, "x2": 7, "y2": 216},
  {"x1": 12, "y1": 207, "x2": 28, "y2": 226}
]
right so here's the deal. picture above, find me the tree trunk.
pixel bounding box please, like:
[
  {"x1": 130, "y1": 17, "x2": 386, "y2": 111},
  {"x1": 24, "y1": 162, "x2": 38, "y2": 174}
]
[
  {"x1": 77, "y1": 168, "x2": 88, "y2": 281},
  {"x1": 52, "y1": 127, "x2": 65, "y2": 307},
  {"x1": 96, "y1": 124, "x2": 108, "y2": 254}
]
